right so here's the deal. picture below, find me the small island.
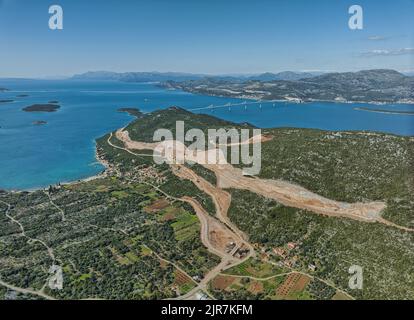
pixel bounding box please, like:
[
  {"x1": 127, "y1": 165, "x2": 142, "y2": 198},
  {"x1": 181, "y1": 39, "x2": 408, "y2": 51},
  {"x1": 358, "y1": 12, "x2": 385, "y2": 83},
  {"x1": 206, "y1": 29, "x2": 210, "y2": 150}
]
[
  {"x1": 48, "y1": 100, "x2": 59, "y2": 104},
  {"x1": 0, "y1": 99, "x2": 14, "y2": 103},
  {"x1": 32, "y1": 120, "x2": 47, "y2": 126},
  {"x1": 117, "y1": 107, "x2": 142, "y2": 117},
  {"x1": 23, "y1": 104, "x2": 61, "y2": 112},
  {"x1": 16, "y1": 94, "x2": 29, "y2": 98}
]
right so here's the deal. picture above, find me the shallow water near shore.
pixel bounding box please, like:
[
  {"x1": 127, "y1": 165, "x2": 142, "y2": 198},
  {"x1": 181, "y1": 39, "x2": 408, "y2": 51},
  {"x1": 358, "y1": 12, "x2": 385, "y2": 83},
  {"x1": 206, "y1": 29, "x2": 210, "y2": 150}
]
[{"x1": 0, "y1": 79, "x2": 413, "y2": 190}]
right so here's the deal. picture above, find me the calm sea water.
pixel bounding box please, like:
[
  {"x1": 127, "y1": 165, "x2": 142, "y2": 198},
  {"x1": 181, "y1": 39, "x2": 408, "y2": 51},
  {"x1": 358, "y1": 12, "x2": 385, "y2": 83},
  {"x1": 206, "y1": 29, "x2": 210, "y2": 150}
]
[{"x1": 0, "y1": 79, "x2": 413, "y2": 190}]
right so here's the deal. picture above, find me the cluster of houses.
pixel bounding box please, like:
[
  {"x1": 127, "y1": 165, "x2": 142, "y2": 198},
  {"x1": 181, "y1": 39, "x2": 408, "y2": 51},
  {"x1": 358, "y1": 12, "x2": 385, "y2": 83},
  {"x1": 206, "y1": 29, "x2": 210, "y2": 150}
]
[
  {"x1": 224, "y1": 242, "x2": 250, "y2": 259},
  {"x1": 234, "y1": 247, "x2": 250, "y2": 259},
  {"x1": 258, "y1": 242, "x2": 317, "y2": 272},
  {"x1": 272, "y1": 241, "x2": 299, "y2": 268},
  {"x1": 128, "y1": 164, "x2": 166, "y2": 185}
]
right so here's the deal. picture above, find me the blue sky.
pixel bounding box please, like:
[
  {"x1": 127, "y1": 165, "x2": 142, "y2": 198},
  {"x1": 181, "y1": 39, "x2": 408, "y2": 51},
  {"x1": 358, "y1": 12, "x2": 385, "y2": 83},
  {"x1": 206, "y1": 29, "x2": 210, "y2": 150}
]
[{"x1": 0, "y1": 0, "x2": 413, "y2": 77}]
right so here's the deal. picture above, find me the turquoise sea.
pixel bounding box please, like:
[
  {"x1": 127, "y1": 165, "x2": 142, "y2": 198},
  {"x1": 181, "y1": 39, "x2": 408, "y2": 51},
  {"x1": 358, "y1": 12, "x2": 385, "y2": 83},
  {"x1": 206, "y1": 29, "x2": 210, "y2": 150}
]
[{"x1": 0, "y1": 79, "x2": 413, "y2": 190}]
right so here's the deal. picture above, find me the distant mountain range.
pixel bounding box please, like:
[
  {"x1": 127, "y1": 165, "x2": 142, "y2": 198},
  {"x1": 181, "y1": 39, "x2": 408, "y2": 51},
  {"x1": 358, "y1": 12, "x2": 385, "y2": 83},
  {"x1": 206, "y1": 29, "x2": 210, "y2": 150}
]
[
  {"x1": 70, "y1": 71, "x2": 321, "y2": 83},
  {"x1": 246, "y1": 71, "x2": 317, "y2": 81},
  {"x1": 71, "y1": 71, "x2": 206, "y2": 82},
  {"x1": 162, "y1": 69, "x2": 414, "y2": 104}
]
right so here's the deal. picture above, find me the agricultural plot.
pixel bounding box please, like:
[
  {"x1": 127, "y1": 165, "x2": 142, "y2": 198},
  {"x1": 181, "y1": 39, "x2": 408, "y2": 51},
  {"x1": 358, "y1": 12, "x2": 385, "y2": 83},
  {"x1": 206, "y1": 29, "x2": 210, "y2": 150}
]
[
  {"x1": 171, "y1": 211, "x2": 200, "y2": 241},
  {"x1": 174, "y1": 270, "x2": 196, "y2": 295},
  {"x1": 210, "y1": 272, "x2": 314, "y2": 300},
  {"x1": 209, "y1": 272, "x2": 289, "y2": 300},
  {"x1": 275, "y1": 273, "x2": 312, "y2": 300},
  {"x1": 223, "y1": 258, "x2": 286, "y2": 278}
]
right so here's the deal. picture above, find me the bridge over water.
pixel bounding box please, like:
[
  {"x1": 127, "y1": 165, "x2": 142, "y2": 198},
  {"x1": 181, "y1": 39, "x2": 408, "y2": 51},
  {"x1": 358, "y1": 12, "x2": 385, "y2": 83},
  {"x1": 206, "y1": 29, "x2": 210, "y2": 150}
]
[{"x1": 189, "y1": 100, "x2": 289, "y2": 112}]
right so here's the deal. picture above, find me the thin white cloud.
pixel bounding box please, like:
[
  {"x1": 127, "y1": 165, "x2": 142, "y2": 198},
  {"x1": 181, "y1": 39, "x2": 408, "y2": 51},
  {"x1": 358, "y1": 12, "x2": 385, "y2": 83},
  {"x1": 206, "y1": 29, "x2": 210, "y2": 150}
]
[
  {"x1": 367, "y1": 35, "x2": 388, "y2": 41},
  {"x1": 361, "y1": 48, "x2": 414, "y2": 57}
]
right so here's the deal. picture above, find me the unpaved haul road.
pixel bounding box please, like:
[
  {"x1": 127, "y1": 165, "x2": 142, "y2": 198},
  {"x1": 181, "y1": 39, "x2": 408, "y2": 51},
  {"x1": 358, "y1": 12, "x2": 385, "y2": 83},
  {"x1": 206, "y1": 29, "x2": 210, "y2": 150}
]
[
  {"x1": 171, "y1": 165, "x2": 246, "y2": 241},
  {"x1": 206, "y1": 163, "x2": 386, "y2": 223},
  {"x1": 181, "y1": 196, "x2": 240, "y2": 261}
]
